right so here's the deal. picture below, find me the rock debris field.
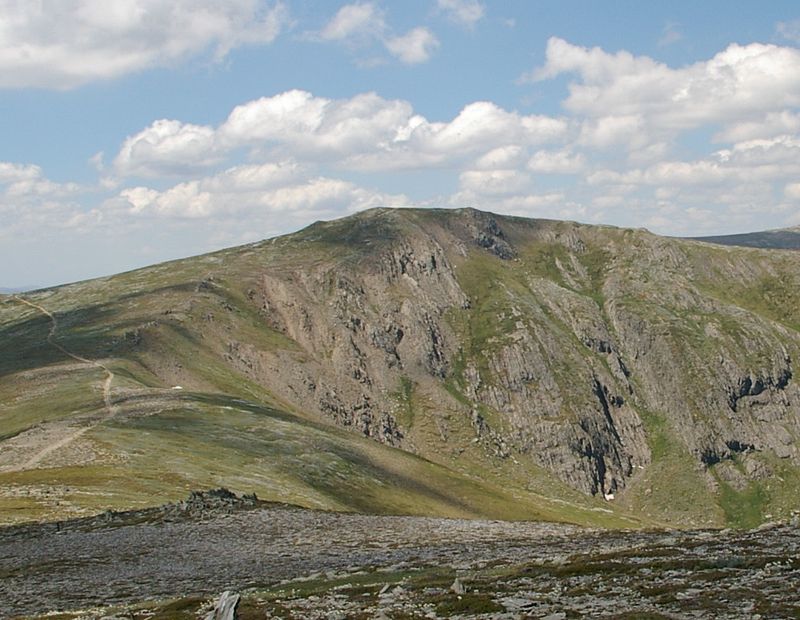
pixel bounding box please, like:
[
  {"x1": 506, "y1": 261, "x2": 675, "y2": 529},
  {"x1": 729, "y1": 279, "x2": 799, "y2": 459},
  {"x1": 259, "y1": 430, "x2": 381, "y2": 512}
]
[{"x1": 1, "y1": 491, "x2": 799, "y2": 619}]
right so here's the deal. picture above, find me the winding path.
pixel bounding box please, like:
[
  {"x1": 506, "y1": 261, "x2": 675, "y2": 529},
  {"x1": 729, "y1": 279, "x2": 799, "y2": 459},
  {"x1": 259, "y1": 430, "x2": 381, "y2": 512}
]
[{"x1": 8, "y1": 296, "x2": 117, "y2": 470}]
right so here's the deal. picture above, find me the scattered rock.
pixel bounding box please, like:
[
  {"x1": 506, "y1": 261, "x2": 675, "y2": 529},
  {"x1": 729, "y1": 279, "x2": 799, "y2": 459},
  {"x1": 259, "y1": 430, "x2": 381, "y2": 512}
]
[{"x1": 204, "y1": 590, "x2": 239, "y2": 620}]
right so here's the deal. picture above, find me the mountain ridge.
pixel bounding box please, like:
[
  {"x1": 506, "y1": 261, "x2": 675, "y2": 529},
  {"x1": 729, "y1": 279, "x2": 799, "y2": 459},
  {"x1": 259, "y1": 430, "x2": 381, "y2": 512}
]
[
  {"x1": 2, "y1": 207, "x2": 799, "y2": 528},
  {"x1": 690, "y1": 225, "x2": 800, "y2": 251}
]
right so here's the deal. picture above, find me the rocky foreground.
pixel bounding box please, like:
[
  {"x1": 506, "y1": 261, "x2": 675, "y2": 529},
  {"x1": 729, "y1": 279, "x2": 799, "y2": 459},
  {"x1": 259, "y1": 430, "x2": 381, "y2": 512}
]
[{"x1": 1, "y1": 491, "x2": 799, "y2": 619}]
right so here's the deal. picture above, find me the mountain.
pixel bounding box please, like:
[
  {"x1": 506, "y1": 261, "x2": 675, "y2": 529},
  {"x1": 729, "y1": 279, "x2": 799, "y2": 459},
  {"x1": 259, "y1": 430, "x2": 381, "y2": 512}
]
[
  {"x1": 0, "y1": 286, "x2": 37, "y2": 294},
  {"x1": 2, "y1": 207, "x2": 800, "y2": 528},
  {"x1": 692, "y1": 226, "x2": 800, "y2": 250}
]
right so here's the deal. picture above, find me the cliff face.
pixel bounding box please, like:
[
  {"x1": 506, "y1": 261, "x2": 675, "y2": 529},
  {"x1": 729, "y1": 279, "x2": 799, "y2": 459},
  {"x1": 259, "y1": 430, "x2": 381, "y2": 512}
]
[
  {"x1": 206, "y1": 208, "x2": 800, "y2": 512},
  {"x1": 4, "y1": 207, "x2": 800, "y2": 526}
]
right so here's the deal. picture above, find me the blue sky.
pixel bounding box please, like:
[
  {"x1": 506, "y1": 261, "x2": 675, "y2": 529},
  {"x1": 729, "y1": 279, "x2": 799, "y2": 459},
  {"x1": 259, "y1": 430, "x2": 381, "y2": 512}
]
[{"x1": 1, "y1": 1, "x2": 800, "y2": 288}]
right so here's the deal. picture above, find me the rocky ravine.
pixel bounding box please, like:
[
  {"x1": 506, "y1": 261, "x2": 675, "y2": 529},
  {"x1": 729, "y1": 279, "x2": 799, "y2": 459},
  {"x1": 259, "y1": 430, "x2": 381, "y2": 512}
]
[{"x1": 197, "y1": 209, "x2": 800, "y2": 507}]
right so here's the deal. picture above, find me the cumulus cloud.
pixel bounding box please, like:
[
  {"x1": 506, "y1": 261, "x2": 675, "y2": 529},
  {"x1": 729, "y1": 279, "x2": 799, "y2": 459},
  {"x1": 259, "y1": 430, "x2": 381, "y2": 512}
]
[
  {"x1": 384, "y1": 27, "x2": 439, "y2": 64},
  {"x1": 458, "y1": 169, "x2": 533, "y2": 195},
  {"x1": 576, "y1": 132, "x2": 800, "y2": 235},
  {"x1": 528, "y1": 149, "x2": 585, "y2": 174},
  {"x1": 437, "y1": 0, "x2": 485, "y2": 28},
  {"x1": 474, "y1": 146, "x2": 525, "y2": 170},
  {"x1": 13, "y1": 31, "x2": 800, "y2": 279},
  {"x1": 501, "y1": 36, "x2": 800, "y2": 233},
  {"x1": 577, "y1": 115, "x2": 645, "y2": 149},
  {"x1": 103, "y1": 87, "x2": 578, "y2": 244},
  {"x1": 113, "y1": 161, "x2": 409, "y2": 221},
  {"x1": 114, "y1": 120, "x2": 222, "y2": 177},
  {"x1": 0, "y1": 161, "x2": 95, "y2": 242},
  {"x1": 0, "y1": 162, "x2": 80, "y2": 199},
  {"x1": 715, "y1": 110, "x2": 800, "y2": 143},
  {"x1": 104, "y1": 60, "x2": 800, "y2": 237},
  {"x1": 113, "y1": 90, "x2": 568, "y2": 177},
  {"x1": 317, "y1": 2, "x2": 385, "y2": 42},
  {"x1": 314, "y1": 3, "x2": 439, "y2": 64},
  {"x1": 410, "y1": 101, "x2": 566, "y2": 154},
  {"x1": 219, "y1": 90, "x2": 412, "y2": 156},
  {"x1": 0, "y1": 162, "x2": 43, "y2": 184},
  {"x1": 527, "y1": 37, "x2": 800, "y2": 130},
  {"x1": 0, "y1": 0, "x2": 289, "y2": 89},
  {"x1": 589, "y1": 135, "x2": 800, "y2": 188}
]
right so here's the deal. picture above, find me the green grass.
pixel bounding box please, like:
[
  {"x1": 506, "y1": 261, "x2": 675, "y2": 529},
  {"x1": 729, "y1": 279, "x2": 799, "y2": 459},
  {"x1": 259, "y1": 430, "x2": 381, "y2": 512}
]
[
  {"x1": 435, "y1": 593, "x2": 503, "y2": 616},
  {"x1": 715, "y1": 475, "x2": 767, "y2": 529},
  {"x1": 0, "y1": 365, "x2": 106, "y2": 440},
  {"x1": 0, "y1": 388, "x2": 634, "y2": 524},
  {"x1": 392, "y1": 375, "x2": 416, "y2": 428},
  {"x1": 623, "y1": 407, "x2": 724, "y2": 527}
]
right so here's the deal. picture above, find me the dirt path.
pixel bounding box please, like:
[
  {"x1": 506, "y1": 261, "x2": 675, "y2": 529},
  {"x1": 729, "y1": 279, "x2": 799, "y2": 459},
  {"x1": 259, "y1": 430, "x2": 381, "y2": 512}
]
[{"x1": 8, "y1": 296, "x2": 118, "y2": 471}]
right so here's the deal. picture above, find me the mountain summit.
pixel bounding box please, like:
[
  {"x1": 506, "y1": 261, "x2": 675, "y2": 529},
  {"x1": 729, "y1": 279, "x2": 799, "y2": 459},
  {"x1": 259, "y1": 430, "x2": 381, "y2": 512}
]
[{"x1": 2, "y1": 207, "x2": 799, "y2": 528}]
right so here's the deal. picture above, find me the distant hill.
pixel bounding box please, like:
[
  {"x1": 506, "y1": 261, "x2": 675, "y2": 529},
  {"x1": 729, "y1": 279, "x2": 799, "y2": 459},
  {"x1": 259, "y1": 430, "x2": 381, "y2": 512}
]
[
  {"x1": 2, "y1": 207, "x2": 800, "y2": 529},
  {"x1": 0, "y1": 286, "x2": 36, "y2": 294},
  {"x1": 691, "y1": 227, "x2": 800, "y2": 250}
]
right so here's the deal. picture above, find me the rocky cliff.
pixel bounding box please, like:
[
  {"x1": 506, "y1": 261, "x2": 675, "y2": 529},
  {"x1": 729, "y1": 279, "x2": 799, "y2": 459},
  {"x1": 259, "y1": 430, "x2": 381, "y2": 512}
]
[{"x1": 200, "y1": 209, "x2": 800, "y2": 510}]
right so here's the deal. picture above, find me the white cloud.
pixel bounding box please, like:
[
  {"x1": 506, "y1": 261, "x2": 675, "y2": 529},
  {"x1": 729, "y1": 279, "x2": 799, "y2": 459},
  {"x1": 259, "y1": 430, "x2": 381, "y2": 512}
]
[
  {"x1": 0, "y1": 162, "x2": 42, "y2": 184},
  {"x1": 579, "y1": 133, "x2": 800, "y2": 235},
  {"x1": 528, "y1": 149, "x2": 585, "y2": 174},
  {"x1": 0, "y1": 162, "x2": 79, "y2": 199},
  {"x1": 578, "y1": 115, "x2": 645, "y2": 149},
  {"x1": 14, "y1": 28, "x2": 800, "y2": 282},
  {"x1": 715, "y1": 110, "x2": 800, "y2": 143},
  {"x1": 114, "y1": 119, "x2": 221, "y2": 177},
  {"x1": 113, "y1": 162, "x2": 409, "y2": 221},
  {"x1": 0, "y1": 0, "x2": 288, "y2": 89},
  {"x1": 458, "y1": 169, "x2": 532, "y2": 195},
  {"x1": 314, "y1": 3, "x2": 439, "y2": 65},
  {"x1": 384, "y1": 27, "x2": 439, "y2": 64},
  {"x1": 587, "y1": 136, "x2": 800, "y2": 188},
  {"x1": 437, "y1": 0, "x2": 485, "y2": 28},
  {"x1": 474, "y1": 145, "x2": 525, "y2": 170},
  {"x1": 317, "y1": 2, "x2": 385, "y2": 42},
  {"x1": 219, "y1": 90, "x2": 413, "y2": 156},
  {"x1": 0, "y1": 161, "x2": 92, "y2": 241},
  {"x1": 113, "y1": 90, "x2": 568, "y2": 176},
  {"x1": 120, "y1": 183, "x2": 213, "y2": 218},
  {"x1": 528, "y1": 37, "x2": 800, "y2": 130},
  {"x1": 508, "y1": 36, "x2": 800, "y2": 234},
  {"x1": 412, "y1": 101, "x2": 566, "y2": 154}
]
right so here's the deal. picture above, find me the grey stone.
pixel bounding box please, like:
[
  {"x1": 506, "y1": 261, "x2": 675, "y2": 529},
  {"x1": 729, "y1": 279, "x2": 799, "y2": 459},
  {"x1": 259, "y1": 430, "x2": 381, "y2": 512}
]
[{"x1": 204, "y1": 591, "x2": 239, "y2": 620}]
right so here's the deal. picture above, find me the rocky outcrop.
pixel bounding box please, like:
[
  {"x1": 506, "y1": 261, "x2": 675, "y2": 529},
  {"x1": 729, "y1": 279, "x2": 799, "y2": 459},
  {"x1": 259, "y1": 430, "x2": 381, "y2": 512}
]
[{"x1": 231, "y1": 226, "x2": 471, "y2": 447}]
